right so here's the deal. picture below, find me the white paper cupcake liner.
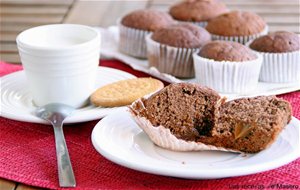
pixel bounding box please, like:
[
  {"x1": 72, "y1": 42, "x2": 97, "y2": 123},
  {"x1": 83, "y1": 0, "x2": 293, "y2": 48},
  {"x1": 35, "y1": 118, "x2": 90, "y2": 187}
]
[
  {"x1": 210, "y1": 26, "x2": 268, "y2": 45},
  {"x1": 193, "y1": 53, "x2": 263, "y2": 93},
  {"x1": 129, "y1": 99, "x2": 238, "y2": 153},
  {"x1": 254, "y1": 50, "x2": 300, "y2": 83},
  {"x1": 146, "y1": 34, "x2": 198, "y2": 78},
  {"x1": 118, "y1": 23, "x2": 149, "y2": 59}
]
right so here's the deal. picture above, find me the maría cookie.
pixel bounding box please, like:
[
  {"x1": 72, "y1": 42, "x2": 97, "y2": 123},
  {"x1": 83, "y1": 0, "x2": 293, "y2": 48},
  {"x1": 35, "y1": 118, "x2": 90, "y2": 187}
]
[{"x1": 90, "y1": 78, "x2": 164, "y2": 107}]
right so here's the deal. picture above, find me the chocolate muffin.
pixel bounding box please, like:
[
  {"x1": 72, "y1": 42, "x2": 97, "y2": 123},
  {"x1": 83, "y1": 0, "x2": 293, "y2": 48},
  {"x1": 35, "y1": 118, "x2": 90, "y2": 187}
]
[
  {"x1": 206, "y1": 11, "x2": 267, "y2": 44},
  {"x1": 130, "y1": 83, "x2": 223, "y2": 142},
  {"x1": 152, "y1": 23, "x2": 211, "y2": 48},
  {"x1": 199, "y1": 41, "x2": 257, "y2": 61},
  {"x1": 147, "y1": 23, "x2": 211, "y2": 78},
  {"x1": 200, "y1": 96, "x2": 292, "y2": 153},
  {"x1": 248, "y1": 31, "x2": 300, "y2": 83},
  {"x1": 193, "y1": 41, "x2": 262, "y2": 93},
  {"x1": 249, "y1": 31, "x2": 300, "y2": 53},
  {"x1": 121, "y1": 9, "x2": 174, "y2": 32},
  {"x1": 169, "y1": 0, "x2": 228, "y2": 26},
  {"x1": 119, "y1": 9, "x2": 174, "y2": 59},
  {"x1": 130, "y1": 83, "x2": 292, "y2": 153}
]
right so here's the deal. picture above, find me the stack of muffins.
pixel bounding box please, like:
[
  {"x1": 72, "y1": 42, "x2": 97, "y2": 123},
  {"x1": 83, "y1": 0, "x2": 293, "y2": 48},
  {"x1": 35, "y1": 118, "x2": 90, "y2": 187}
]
[{"x1": 118, "y1": 0, "x2": 300, "y2": 94}]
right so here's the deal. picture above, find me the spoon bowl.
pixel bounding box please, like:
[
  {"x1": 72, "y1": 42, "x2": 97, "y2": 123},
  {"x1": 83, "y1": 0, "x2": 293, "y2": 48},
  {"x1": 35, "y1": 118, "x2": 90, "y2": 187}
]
[
  {"x1": 35, "y1": 103, "x2": 76, "y2": 187},
  {"x1": 36, "y1": 103, "x2": 75, "y2": 124}
]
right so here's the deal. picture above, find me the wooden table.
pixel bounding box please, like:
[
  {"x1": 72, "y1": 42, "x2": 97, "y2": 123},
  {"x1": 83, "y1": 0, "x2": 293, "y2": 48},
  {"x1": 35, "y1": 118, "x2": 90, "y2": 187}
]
[{"x1": 0, "y1": 0, "x2": 299, "y2": 189}]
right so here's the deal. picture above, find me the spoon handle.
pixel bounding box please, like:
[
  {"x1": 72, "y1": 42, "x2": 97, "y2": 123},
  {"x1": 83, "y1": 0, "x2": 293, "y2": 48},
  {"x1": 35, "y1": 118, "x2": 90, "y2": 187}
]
[{"x1": 53, "y1": 123, "x2": 76, "y2": 187}]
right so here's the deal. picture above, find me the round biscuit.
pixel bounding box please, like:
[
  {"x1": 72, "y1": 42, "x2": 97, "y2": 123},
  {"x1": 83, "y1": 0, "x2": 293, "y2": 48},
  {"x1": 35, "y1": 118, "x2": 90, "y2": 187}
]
[{"x1": 90, "y1": 78, "x2": 164, "y2": 107}]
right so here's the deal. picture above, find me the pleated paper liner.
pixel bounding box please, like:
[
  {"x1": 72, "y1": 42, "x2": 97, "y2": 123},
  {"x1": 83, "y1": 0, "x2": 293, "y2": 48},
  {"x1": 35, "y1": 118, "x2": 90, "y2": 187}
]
[
  {"x1": 246, "y1": 39, "x2": 300, "y2": 83},
  {"x1": 258, "y1": 51, "x2": 300, "y2": 83},
  {"x1": 118, "y1": 23, "x2": 149, "y2": 59},
  {"x1": 146, "y1": 34, "x2": 198, "y2": 78},
  {"x1": 193, "y1": 53, "x2": 263, "y2": 93}
]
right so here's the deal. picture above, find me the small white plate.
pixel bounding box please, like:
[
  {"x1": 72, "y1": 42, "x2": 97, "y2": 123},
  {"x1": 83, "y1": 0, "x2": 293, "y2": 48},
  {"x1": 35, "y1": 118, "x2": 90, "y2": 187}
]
[
  {"x1": 91, "y1": 109, "x2": 300, "y2": 179},
  {"x1": 97, "y1": 26, "x2": 300, "y2": 100},
  {"x1": 1, "y1": 67, "x2": 135, "y2": 124}
]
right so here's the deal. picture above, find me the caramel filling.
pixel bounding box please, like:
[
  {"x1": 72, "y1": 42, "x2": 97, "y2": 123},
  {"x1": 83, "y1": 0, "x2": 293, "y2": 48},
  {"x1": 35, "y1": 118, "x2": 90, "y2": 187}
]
[{"x1": 234, "y1": 122, "x2": 254, "y2": 140}]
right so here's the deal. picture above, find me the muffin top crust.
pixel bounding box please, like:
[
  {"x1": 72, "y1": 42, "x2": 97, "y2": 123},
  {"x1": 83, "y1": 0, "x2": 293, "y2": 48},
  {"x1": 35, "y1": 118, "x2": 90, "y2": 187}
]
[
  {"x1": 206, "y1": 11, "x2": 266, "y2": 36},
  {"x1": 121, "y1": 9, "x2": 174, "y2": 31},
  {"x1": 198, "y1": 40, "x2": 257, "y2": 61},
  {"x1": 249, "y1": 31, "x2": 300, "y2": 53},
  {"x1": 151, "y1": 23, "x2": 211, "y2": 48},
  {"x1": 169, "y1": 0, "x2": 228, "y2": 22}
]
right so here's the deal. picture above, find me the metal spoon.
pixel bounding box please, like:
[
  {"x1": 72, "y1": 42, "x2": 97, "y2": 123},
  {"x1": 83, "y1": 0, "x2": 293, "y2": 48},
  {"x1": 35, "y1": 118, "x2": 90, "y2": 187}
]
[{"x1": 36, "y1": 103, "x2": 76, "y2": 187}]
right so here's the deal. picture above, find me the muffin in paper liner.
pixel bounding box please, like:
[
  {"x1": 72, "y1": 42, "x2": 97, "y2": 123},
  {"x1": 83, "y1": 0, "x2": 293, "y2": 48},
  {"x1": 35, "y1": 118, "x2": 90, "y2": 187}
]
[
  {"x1": 146, "y1": 34, "x2": 198, "y2": 78},
  {"x1": 129, "y1": 98, "x2": 239, "y2": 153},
  {"x1": 245, "y1": 40, "x2": 300, "y2": 83},
  {"x1": 192, "y1": 52, "x2": 263, "y2": 93},
  {"x1": 118, "y1": 23, "x2": 149, "y2": 59},
  {"x1": 210, "y1": 26, "x2": 269, "y2": 45}
]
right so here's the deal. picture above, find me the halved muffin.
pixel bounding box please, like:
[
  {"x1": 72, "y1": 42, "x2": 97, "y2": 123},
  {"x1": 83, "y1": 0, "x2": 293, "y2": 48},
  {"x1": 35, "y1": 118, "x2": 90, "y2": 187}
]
[{"x1": 129, "y1": 83, "x2": 292, "y2": 153}]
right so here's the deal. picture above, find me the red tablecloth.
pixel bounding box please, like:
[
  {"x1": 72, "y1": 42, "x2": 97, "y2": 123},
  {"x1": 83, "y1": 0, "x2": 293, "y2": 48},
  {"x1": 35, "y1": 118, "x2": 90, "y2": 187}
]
[{"x1": 0, "y1": 60, "x2": 299, "y2": 190}]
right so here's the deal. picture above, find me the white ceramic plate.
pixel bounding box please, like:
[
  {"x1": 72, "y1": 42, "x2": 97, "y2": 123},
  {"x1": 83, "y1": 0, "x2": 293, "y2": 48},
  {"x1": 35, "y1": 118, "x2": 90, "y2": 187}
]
[
  {"x1": 97, "y1": 26, "x2": 300, "y2": 100},
  {"x1": 0, "y1": 67, "x2": 135, "y2": 124},
  {"x1": 92, "y1": 109, "x2": 300, "y2": 179}
]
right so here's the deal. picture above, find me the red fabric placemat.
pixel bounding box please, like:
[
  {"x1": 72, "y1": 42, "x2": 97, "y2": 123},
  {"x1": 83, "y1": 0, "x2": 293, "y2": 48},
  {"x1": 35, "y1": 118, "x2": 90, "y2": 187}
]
[{"x1": 0, "y1": 60, "x2": 299, "y2": 190}]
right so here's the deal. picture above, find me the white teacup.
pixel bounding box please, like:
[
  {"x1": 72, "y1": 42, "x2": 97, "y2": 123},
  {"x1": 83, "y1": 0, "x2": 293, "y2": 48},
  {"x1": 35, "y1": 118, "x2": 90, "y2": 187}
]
[{"x1": 16, "y1": 24, "x2": 101, "y2": 108}]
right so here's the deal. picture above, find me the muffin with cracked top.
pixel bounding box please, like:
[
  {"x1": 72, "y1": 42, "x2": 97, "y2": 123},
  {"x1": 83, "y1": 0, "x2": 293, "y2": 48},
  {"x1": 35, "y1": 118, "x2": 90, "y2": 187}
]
[
  {"x1": 146, "y1": 23, "x2": 211, "y2": 78},
  {"x1": 169, "y1": 0, "x2": 228, "y2": 27},
  {"x1": 193, "y1": 41, "x2": 262, "y2": 93},
  {"x1": 119, "y1": 9, "x2": 174, "y2": 59},
  {"x1": 248, "y1": 31, "x2": 300, "y2": 82},
  {"x1": 206, "y1": 11, "x2": 268, "y2": 44}
]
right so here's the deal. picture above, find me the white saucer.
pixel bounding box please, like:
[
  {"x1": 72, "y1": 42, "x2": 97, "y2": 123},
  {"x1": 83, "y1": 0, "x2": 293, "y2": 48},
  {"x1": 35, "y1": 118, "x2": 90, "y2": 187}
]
[
  {"x1": 91, "y1": 109, "x2": 300, "y2": 179},
  {"x1": 1, "y1": 67, "x2": 135, "y2": 124}
]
